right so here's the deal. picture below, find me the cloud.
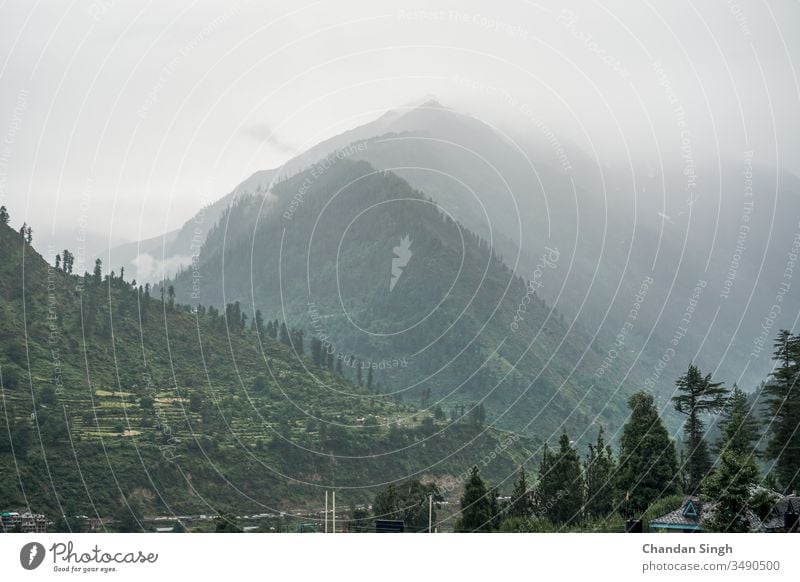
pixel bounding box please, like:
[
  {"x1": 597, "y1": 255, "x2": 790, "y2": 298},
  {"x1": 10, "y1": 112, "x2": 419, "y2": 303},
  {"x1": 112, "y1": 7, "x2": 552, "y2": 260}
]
[
  {"x1": 239, "y1": 123, "x2": 296, "y2": 154},
  {"x1": 132, "y1": 253, "x2": 194, "y2": 283}
]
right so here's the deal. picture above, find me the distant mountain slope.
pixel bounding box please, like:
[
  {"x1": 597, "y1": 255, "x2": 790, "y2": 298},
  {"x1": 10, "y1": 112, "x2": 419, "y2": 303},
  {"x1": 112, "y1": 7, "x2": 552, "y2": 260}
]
[
  {"x1": 0, "y1": 219, "x2": 535, "y2": 520},
  {"x1": 168, "y1": 158, "x2": 640, "y2": 441},
  {"x1": 116, "y1": 99, "x2": 800, "y2": 404}
]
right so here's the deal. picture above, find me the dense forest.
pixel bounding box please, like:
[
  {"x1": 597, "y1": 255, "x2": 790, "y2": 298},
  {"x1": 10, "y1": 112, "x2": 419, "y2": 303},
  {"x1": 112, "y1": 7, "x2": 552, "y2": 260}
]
[
  {"x1": 0, "y1": 207, "x2": 536, "y2": 531},
  {"x1": 1, "y1": 204, "x2": 798, "y2": 533}
]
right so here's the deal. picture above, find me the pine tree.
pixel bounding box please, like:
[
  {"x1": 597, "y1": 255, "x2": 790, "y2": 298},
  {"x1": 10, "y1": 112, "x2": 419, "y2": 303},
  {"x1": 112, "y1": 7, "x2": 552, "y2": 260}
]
[
  {"x1": 615, "y1": 391, "x2": 679, "y2": 513},
  {"x1": 25, "y1": 225, "x2": 32, "y2": 244},
  {"x1": 672, "y1": 363, "x2": 728, "y2": 492},
  {"x1": 93, "y1": 259, "x2": 103, "y2": 286},
  {"x1": 55, "y1": 254, "x2": 61, "y2": 270},
  {"x1": 457, "y1": 466, "x2": 493, "y2": 532},
  {"x1": 279, "y1": 322, "x2": 290, "y2": 345},
  {"x1": 255, "y1": 310, "x2": 265, "y2": 337},
  {"x1": 719, "y1": 385, "x2": 759, "y2": 458},
  {"x1": 536, "y1": 433, "x2": 583, "y2": 524},
  {"x1": 705, "y1": 394, "x2": 760, "y2": 533},
  {"x1": 703, "y1": 447, "x2": 757, "y2": 532},
  {"x1": 508, "y1": 466, "x2": 534, "y2": 519},
  {"x1": 0, "y1": 205, "x2": 8, "y2": 224},
  {"x1": 584, "y1": 427, "x2": 615, "y2": 519},
  {"x1": 763, "y1": 330, "x2": 800, "y2": 492},
  {"x1": 167, "y1": 285, "x2": 175, "y2": 310},
  {"x1": 367, "y1": 367, "x2": 373, "y2": 390}
]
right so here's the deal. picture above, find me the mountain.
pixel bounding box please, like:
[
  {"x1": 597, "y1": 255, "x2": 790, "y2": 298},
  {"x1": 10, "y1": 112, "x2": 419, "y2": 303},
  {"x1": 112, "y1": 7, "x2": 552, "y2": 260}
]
[
  {"x1": 119, "y1": 99, "x2": 800, "y2": 410},
  {"x1": 0, "y1": 218, "x2": 536, "y2": 523},
  {"x1": 167, "y1": 157, "x2": 641, "y2": 440}
]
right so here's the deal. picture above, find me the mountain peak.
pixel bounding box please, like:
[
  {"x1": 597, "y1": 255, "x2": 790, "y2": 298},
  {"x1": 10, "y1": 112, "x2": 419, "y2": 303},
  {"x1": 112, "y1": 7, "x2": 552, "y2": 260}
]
[{"x1": 402, "y1": 94, "x2": 447, "y2": 111}]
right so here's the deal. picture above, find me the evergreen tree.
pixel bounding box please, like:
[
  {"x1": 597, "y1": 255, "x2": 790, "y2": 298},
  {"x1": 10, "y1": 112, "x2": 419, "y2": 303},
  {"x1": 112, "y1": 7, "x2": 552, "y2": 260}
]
[
  {"x1": 672, "y1": 363, "x2": 728, "y2": 492},
  {"x1": 719, "y1": 385, "x2": 759, "y2": 458},
  {"x1": 25, "y1": 225, "x2": 32, "y2": 244},
  {"x1": 457, "y1": 466, "x2": 493, "y2": 532},
  {"x1": 93, "y1": 259, "x2": 103, "y2": 286},
  {"x1": 0, "y1": 205, "x2": 8, "y2": 224},
  {"x1": 508, "y1": 466, "x2": 534, "y2": 519},
  {"x1": 55, "y1": 254, "x2": 61, "y2": 270},
  {"x1": 615, "y1": 391, "x2": 679, "y2": 513},
  {"x1": 763, "y1": 330, "x2": 800, "y2": 492},
  {"x1": 367, "y1": 367, "x2": 373, "y2": 390},
  {"x1": 704, "y1": 410, "x2": 759, "y2": 534},
  {"x1": 279, "y1": 322, "x2": 290, "y2": 345},
  {"x1": 373, "y1": 480, "x2": 441, "y2": 532},
  {"x1": 214, "y1": 513, "x2": 243, "y2": 533},
  {"x1": 702, "y1": 449, "x2": 757, "y2": 532},
  {"x1": 335, "y1": 357, "x2": 343, "y2": 375},
  {"x1": 167, "y1": 285, "x2": 175, "y2": 309},
  {"x1": 584, "y1": 427, "x2": 615, "y2": 519},
  {"x1": 311, "y1": 337, "x2": 322, "y2": 366},
  {"x1": 254, "y1": 309, "x2": 265, "y2": 337},
  {"x1": 536, "y1": 433, "x2": 583, "y2": 524},
  {"x1": 357, "y1": 361, "x2": 363, "y2": 386},
  {"x1": 469, "y1": 403, "x2": 486, "y2": 428}
]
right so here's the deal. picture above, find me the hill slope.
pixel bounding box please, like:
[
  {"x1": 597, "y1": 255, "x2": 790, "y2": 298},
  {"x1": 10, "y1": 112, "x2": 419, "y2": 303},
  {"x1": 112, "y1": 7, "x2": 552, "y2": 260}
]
[
  {"x1": 0, "y1": 219, "x2": 535, "y2": 522},
  {"x1": 168, "y1": 158, "x2": 638, "y2": 441}
]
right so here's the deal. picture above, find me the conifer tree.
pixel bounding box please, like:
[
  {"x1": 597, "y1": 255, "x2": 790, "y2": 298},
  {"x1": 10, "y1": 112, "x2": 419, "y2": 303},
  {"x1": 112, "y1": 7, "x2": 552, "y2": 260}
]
[
  {"x1": 763, "y1": 330, "x2": 800, "y2": 492},
  {"x1": 584, "y1": 427, "x2": 615, "y2": 519},
  {"x1": 508, "y1": 466, "x2": 534, "y2": 519},
  {"x1": 615, "y1": 392, "x2": 679, "y2": 513},
  {"x1": 457, "y1": 466, "x2": 493, "y2": 532},
  {"x1": 93, "y1": 259, "x2": 103, "y2": 286},
  {"x1": 536, "y1": 433, "x2": 583, "y2": 524},
  {"x1": 672, "y1": 363, "x2": 728, "y2": 492},
  {"x1": 719, "y1": 385, "x2": 759, "y2": 458},
  {"x1": 705, "y1": 389, "x2": 759, "y2": 533},
  {"x1": 0, "y1": 205, "x2": 8, "y2": 224}
]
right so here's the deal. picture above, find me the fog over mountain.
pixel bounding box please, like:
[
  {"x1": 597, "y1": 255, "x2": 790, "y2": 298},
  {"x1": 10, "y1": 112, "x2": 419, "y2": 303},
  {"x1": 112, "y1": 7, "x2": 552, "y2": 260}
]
[{"x1": 4, "y1": 0, "x2": 800, "y2": 541}]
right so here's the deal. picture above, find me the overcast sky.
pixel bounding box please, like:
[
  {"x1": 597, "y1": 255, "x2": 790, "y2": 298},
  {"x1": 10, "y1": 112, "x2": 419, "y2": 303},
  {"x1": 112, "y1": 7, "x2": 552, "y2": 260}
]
[{"x1": 1, "y1": 0, "x2": 798, "y2": 255}]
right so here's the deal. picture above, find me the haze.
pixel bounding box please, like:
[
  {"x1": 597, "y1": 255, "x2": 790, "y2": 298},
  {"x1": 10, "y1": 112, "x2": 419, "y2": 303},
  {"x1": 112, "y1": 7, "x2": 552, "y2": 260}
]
[{"x1": 0, "y1": 0, "x2": 798, "y2": 255}]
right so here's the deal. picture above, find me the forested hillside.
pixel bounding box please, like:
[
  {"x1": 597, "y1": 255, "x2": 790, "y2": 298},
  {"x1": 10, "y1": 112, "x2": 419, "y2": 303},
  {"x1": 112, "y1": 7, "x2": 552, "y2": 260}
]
[
  {"x1": 168, "y1": 158, "x2": 642, "y2": 440},
  {"x1": 0, "y1": 216, "x2": 536, "y2": 524}
]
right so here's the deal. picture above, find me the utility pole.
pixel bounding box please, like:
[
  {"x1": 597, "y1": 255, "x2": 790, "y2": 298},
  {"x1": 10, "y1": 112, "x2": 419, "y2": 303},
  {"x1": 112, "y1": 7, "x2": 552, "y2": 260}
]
[
  {"x1": 428, "y1": 494, "x2": 433, "y2": 533},
  {"x1": 325, "y1": 491, "x2": 328, "y2": 533},
  {"x1": 332, "y1": 491, "x2": 336, "y2": 533}
]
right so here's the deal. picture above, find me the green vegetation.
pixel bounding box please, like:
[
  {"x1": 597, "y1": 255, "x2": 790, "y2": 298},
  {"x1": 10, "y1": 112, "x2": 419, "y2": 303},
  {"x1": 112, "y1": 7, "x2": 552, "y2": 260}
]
[
  {"x1": 167, "y1": 159, "x2": 640, "y2": 441},
  {"x1": 0, "y1": 215, "x2": 536, "y2": 526}
]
